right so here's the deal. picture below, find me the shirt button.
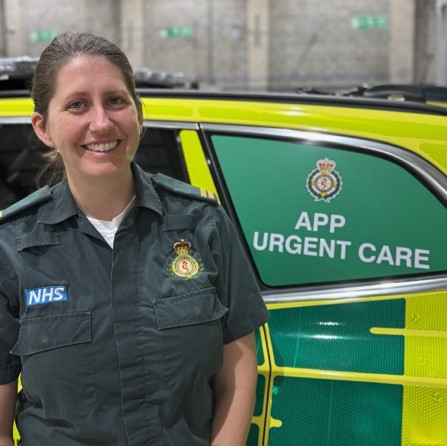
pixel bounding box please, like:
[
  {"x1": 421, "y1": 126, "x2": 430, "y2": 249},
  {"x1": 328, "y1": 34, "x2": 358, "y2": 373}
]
[{"x1": 42, "y1": 336, "x2": 48, "y2": 343}]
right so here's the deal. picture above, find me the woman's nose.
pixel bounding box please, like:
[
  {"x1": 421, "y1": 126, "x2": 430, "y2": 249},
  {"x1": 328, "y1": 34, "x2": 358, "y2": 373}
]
[{"x1": 89, "y1": 106, "x2": 113, "y2": 133}]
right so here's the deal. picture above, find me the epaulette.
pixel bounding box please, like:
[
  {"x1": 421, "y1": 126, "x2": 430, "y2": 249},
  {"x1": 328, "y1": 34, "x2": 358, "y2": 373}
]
[
  {"x1": 154, "y1": 173, "x2": 219, "y2": 205},
  {"x1": 0, "y1": 186, "x2": 52, "y2": 222}
]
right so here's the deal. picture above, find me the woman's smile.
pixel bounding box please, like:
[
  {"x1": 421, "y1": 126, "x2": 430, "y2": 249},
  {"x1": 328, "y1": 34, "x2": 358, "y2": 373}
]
[{"x1": 83, "y1": 140, "x2": 120, "y2": 153}]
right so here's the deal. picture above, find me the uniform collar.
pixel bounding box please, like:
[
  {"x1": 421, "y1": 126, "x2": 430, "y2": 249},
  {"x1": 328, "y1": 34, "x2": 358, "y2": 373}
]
[
  {"x1": 38, "y1": 163, "x2": 163, "y2": 225},
  {"x1": 39, "y1": 180, "x2": 79, "y2": 224},
  {"x1": 132, "y1": 163, "x2": 163, "y2": 216}
]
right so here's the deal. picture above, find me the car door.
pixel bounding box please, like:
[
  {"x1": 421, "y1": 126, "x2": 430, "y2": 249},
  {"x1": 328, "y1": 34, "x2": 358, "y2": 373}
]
[{"x1": 195, "y1": 123, "x2": 447, "y2": 446}]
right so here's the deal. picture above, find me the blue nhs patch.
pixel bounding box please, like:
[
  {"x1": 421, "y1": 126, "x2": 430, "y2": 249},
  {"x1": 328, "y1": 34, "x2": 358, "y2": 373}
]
[{"x1": 26, "y1": 286, "x2": 67, "y2": 306}]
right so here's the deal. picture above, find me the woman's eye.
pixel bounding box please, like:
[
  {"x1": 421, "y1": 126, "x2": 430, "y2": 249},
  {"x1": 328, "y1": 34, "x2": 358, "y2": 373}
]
[
  {"x1": 68, "y1": 101, "x2": 84, "y2": 110},
  {"x1": 109, "y1": 97, "x2": 124, "y2": 105}
]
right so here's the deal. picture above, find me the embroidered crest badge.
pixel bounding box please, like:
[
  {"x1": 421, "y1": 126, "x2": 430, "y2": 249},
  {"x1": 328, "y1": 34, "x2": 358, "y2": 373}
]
[
  {"x1": 167, "y1": 239, "x2": 204, "y2": 280},
  {"x1": 306, "y1": 158, "x2": 342, "y2": 202}
]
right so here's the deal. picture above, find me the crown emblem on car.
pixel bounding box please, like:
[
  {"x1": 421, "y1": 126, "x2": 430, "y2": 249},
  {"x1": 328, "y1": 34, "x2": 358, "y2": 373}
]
[
  {"x1": 317, "y1": 159, "x2": 335, "y2": 175},
  {"x1": 306, "y1": 158, "x2": 343, "y2": 202}
]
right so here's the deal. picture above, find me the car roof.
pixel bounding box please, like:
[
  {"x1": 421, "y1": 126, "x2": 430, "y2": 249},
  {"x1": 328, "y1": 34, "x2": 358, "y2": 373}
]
[
  {"x1": 135, "y1": 88, "x2": 447, "y2": 116},
  {"x1": 0, "y1": 56, "x2": 197, "y2": 98},
  {"x1": 2, "y1": 57, "x2": 447, "y2": 115}
]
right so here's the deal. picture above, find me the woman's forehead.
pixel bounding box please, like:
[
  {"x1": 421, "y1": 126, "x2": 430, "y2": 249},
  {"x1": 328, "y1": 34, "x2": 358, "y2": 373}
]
[{"x1": 54, "y1": 56, "x2": 128, "y2": 93}]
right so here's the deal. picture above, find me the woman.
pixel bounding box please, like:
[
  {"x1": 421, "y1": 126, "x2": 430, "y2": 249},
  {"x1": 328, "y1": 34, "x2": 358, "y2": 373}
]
[{"x1": 0, "y1": 33, "x2": 269, "y2": 445}]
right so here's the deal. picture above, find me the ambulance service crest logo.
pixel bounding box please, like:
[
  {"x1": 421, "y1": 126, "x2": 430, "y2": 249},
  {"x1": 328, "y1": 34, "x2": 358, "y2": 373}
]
[
  {"x1": 306, "y1": 158, "x2": 342, "y2": 202},
  {"x1": 167, "y1": 239, "x2": 204, "y2": 280}
]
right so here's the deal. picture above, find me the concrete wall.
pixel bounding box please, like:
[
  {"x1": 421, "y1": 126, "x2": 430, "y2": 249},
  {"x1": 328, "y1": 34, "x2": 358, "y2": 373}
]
[
  {"x1": 138, "y1": 0, "x2": 248, "y2": 89},
  {"x1": 0, "y1": 0, "x2": 5, "y2": 55},
  {"x1": 0, "y1": 0, "x2": 440, "y2": 91},
  {"x1": 247, "y1": 0, "x2": 270, "y2": 90},
  {"x1": 3, "y1": 0, "x2": 120, "y2": 57},
  {"x1": 389, "y1": 0, "x2": 416, "y2": 85},
  {"x1": 269, "y1": 0, "x2": 390, "y2": 90},
  {"x1": 415, "y1": 0, "x2": 437, "y2": 83}
]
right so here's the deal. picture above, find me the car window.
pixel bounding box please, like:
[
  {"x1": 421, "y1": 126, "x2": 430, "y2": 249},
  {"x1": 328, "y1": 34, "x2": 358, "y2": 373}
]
[
  {"x1": 0, "y1": 123, "x2": 188, "y2": 208},
  {"x1": 135, "y1": 126, "x2": 189, "y2": 182},
  {"x1": 210, "y1": 131, "x2": 447, "y2": 287},
  {"x1": 0, "y1": 122, "x2": 50, "y2": 208}
]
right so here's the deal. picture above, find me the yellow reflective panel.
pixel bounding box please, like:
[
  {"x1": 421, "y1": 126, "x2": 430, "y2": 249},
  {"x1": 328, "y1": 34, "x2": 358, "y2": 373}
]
[
  {"x1": 13, "y1": 377, "x2": 22, "y2": 444},
  {"x1": 263, "y1": 292, "x2": 447, "y2": 445},
  {"x1": 0, "y1": 98, "x2": 34, "y2": 117},
  {"x1": 250, "y1": 325, "x2": 271, "y2": 446},
  {"x1": 141, "y1": 97, "x2": 447, "y2": 174},
  {"x1": 179, "y1": 129, "x2": 219, "y2": 201},
  {"x1": 402, "y1": 292, "x2": 447, "y2": 445}
]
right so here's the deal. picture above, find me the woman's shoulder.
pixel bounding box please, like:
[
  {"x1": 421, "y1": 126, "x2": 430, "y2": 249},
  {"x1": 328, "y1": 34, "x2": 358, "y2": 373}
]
[
  {"x1": 0, "y1": 186, "x2": 52, "y2": 225},
  {"x1": 153, "y1": 173, "x2": 219, "y2": 206}
]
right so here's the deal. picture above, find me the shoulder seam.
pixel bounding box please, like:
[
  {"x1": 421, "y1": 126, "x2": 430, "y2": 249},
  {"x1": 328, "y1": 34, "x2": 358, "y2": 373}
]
[
  {"x1": 153, "y1": 173, "x2": 218, "y2": 205},
  {"x1": 0, "y1": 186, "x2": 52, "y2": 222}
]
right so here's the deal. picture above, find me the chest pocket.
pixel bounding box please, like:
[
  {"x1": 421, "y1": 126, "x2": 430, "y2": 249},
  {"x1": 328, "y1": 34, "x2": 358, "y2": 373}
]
[
  {"x1": 11, "y1": 312, "x2": 96, "y2": 420},
  {"x1": 16, "y1": 232, "x2": 59, "y2": 252},
  {"x1": 154, "y1": 287, "x2": 227, "y2": 329},
  {"x1": 154, "y1": 287, "x2": 228, "y2": 390}
]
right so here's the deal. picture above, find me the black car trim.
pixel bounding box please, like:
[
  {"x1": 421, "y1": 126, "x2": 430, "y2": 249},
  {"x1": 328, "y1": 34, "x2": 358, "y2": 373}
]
[
  {"x1": 135, "y1": 89, "x2": 447, "y2": 116},
  {"x1": 201, "y1": 124, "x2": 447, "y2": 204},
  {"x1": 261, "y1": 273, "x2": 447, "y2": 303}
]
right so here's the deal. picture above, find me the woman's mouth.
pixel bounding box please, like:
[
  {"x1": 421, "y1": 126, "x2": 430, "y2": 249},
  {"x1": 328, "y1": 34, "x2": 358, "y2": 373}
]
[{"x1": 84, "y1": 140, "x2": 120, "y2": 152}]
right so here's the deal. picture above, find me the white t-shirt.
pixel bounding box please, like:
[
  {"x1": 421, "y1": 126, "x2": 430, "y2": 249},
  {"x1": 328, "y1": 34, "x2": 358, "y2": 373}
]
[{"x1": 87, "y1": 196, "x2": 135, "y2": 248}]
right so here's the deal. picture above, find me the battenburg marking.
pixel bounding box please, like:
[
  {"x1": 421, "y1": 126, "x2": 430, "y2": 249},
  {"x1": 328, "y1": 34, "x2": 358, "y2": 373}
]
[
  {"x1": 167, "y1": 239, "x2": 204, "y2": 280},
  {"x1": 26, "y1": 286, "x2": 67, "y2": 306}
]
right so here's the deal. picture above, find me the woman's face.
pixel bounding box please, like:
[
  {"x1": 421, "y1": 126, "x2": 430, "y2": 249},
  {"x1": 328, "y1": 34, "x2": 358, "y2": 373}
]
[{"x1": 32, "y1": 55, "x2": 142, "y2": 184}]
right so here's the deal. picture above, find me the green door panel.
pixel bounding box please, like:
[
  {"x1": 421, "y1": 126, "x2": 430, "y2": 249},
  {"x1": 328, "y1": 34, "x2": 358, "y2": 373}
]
[
  {"x1": 267, "y1": 299, "x2": 405, "y2": 373},
  {"x1": 268, "y1": 377, "x2": 402, "y2": 446},
  {"x1": 212, "y1": 134, "x2": 447, "y2": 287}
]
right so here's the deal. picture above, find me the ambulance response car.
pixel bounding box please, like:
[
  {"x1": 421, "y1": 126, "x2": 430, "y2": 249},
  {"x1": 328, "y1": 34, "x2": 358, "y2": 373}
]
[{"x1": 1, "y1": 59, "x2": 447, "y2": 445}]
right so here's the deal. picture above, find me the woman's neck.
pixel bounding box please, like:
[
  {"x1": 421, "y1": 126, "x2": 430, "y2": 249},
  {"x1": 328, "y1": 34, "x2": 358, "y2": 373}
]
[{"x1": 67, "y1": 172, "x2": 135, "y2": 221}]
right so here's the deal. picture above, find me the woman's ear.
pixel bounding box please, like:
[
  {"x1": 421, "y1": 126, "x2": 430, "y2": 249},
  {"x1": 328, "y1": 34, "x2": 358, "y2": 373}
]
[
  {"x1": 138, "y1": 99, "x2": 144, "y2": 132},
  {"x1": 31, "y1": 112, "x2": 55, "y2": 148}
]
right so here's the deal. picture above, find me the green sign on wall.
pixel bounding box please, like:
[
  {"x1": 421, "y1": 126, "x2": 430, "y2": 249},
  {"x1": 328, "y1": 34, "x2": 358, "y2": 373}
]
[
  {"x1": 351, "y1": 15, "x2": 388, "y2": 30},
  {"x1": 30, "y1": 30, "x2": 59, "y2": 43},
  {"x1": 160, "y1": 26, "x2": 192, "y2": 39}
]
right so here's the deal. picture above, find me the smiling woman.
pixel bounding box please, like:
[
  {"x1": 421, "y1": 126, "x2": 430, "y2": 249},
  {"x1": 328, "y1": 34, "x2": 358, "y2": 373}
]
[
  {"x1": 31, "y1": 55, "x2": 142, "y2": 220},
  {"x1": 28, "y1": 33, "x2": 143, "y2": 220},
  {"x1": 0, "y1": 32, "x2": 268, "y2": 446}
]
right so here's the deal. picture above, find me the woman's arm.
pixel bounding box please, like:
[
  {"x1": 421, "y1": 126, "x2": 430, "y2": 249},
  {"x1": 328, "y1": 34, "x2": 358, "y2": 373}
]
[
  {"x1": 211, "y1": 332, "x2": 258, "y2": 446},
  {"x1": 0, "y1": 380, "x2": 17, "y2": 446}
]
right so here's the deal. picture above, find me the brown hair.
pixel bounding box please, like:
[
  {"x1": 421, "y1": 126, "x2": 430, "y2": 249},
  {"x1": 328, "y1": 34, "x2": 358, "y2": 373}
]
[{"x1": 33, "y1": 32, "x2": 141, "y2": 186}]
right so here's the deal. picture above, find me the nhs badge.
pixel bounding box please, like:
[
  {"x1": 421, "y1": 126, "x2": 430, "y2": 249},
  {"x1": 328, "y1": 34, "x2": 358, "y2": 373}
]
[{"x1": 26, "y1": 286, "x2": 67, "y2": 306}]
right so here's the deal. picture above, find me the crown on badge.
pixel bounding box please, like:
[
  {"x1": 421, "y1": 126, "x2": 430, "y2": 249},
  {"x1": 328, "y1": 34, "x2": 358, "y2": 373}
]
[
  {"x1": 174, "y1": 240, "x2": 191, "y2": 255},
  {"x1": 317, "y1": 158, "x2": 335, "y2": 175}
]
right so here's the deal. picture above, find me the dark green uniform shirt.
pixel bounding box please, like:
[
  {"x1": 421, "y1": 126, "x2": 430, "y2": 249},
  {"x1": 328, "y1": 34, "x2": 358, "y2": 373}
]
[{"x1": 0, "y1": 164, "x2": 269, "y2": 445}]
